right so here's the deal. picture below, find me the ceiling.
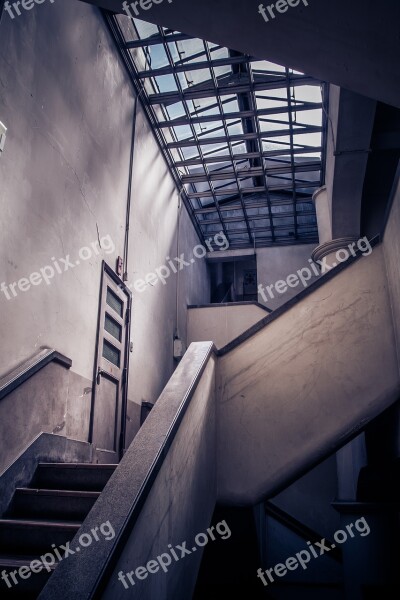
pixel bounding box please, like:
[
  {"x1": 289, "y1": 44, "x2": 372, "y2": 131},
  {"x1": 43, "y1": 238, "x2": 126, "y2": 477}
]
[{"x1": 80, "y1": 0, "x2": 400, "y2": 109}]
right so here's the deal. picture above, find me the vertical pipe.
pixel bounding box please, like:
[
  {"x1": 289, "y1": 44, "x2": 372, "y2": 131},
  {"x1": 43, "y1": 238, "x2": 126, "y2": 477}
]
[{"x1": 123, "y1": 93, "x2": 139, "y2": 281}]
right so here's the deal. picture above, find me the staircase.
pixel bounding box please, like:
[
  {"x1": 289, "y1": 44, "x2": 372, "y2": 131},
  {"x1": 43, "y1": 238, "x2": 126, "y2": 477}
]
[
  {"x1": 262, "y1": 502, "x2": 344, "y2": 600},
  {"x1": 0, "y1": 462, "x2": 116, "y2": 598},
  {"x1": 1, "y1": 240, "x2": 399, "y2": 599}
]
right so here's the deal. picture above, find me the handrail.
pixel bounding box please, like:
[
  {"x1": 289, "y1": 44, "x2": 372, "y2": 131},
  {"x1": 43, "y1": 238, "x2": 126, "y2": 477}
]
[
  {"x1": 39, "y1": 341, "x2": 215, "y2": 600},
  {"x1": 188, "y1": 300, "x2": 273, "y2": 313},
  {"x1": 265, "y1": 501, "x2": 342, "y2": 563},
  {"x1": 0, "y1": 347, "x2": 72, "y2": 401}
]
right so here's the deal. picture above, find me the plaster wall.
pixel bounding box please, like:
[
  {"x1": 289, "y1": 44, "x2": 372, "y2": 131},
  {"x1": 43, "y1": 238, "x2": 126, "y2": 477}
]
[
  {"x1": 257, "y1": 244, "x2": 320, "y2": 310},
  {"x1": 0, "y1": 362, "x2": 92, "y2": 473},
  {"x1": 0, "y1": 1, "x2": 209, "y2": 449},
  {"x1": 218, "y1": 246, "x2": 399, "y2": 504},
  {"x1": 187, "y1": 304, "x2": 267, "y2": 350}
]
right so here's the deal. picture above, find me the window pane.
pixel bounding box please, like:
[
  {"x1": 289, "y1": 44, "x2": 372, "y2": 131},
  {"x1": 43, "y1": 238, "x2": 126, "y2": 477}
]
[
  {"x1": 102, "y1": 340, "x2": 120, "y2": 367},
  {"x1": 106, "y1": 288, "x2": 123, "y2": 317},
  {"x1": 105, "y1": 314, "x2": 122, "y2": 342}
]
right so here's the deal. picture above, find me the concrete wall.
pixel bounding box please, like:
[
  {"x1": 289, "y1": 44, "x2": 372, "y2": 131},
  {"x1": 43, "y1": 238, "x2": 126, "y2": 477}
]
[
  {"x1": 256, "y1": 244, "x2": 320, "y2": 310},
  {"x1": 0, "y1": 1, "x2": 131, "y2": 381},
  {"x1": 126, "y1": 137, "x2": 210, "y2": 441},
  {"x1": 187, "y1": 303, "x2": 267, "y2": 350},
  {"x1": 0, "y1": 362, "x2": 92, "y2": 473},
  {"x1": 0, "y1": 1, "x2": 209, "y2": 451},
  {"x1": 218, "y1": 246, "x2": 399, "y2": 504}
]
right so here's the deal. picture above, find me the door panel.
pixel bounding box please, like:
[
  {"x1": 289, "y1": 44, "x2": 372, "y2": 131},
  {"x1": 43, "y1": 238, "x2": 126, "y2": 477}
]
[
  {"x1": 91, "y1": 265, "x2": 131, "y2": 464},
  {"x1": 92, "y1": 375, "x2": 119, "y2": 452}
]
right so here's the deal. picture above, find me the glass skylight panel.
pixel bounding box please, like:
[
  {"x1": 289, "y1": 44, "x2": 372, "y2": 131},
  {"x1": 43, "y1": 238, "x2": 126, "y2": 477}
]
[
  {"x1": 109, "y1": 14, "x2": 326, "y2": 249},
  {"x1": 155, "y1": 74, "x2": 179, "y2": 92},
  {"x1": 294, "y1": 132, "x2": 322, "y2": 146},
  {"x1": 175, "y1": 38, "x2": 206, "y2": 60},
  {"x1": 172, "y1": 125, "x2": 193, "y2": 141},
  {"x1": 181, "y1": 147, "x2": 200, "y2": 160},
  {"x1": 252, "y1": 60, "x2": 286, "y2": 73},
  {"x1": 166, "y1": 101, "x2": 186, "y2": 120}
]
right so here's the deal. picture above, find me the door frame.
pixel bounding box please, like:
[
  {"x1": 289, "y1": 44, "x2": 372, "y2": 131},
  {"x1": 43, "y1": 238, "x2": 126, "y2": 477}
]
[{"x1": 89, "y1": 261, "x2": 132, "y2": 460}]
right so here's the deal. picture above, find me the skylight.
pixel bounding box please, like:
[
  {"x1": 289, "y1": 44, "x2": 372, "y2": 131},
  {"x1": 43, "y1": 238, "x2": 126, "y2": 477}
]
[{"x1": 107, "y1": 13, "x2": 328, "y2": 249}]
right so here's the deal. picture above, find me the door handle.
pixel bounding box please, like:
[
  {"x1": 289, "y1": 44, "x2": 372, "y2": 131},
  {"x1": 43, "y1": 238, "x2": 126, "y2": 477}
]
[{"x1": 97, "y1": 367, "x2": 106, "y2": 385}]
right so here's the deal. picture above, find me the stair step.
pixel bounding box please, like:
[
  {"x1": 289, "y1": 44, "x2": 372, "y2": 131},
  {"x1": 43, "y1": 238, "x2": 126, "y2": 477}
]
[
  {"x1": 267, "y1": 581, "x2": 345, "y2": 600},
  {"x1": 9, "y1": 488, "x2": 100, "y2": 521},
  {"x1": 31, "y1": 463, "x2": 116, "y2": 492},
  {"x1": 0, "y1": 519, "x2": 80, "y2": 555},
  {"x1": 0, "y1": 555, "x2": 54, "y2": 598}
]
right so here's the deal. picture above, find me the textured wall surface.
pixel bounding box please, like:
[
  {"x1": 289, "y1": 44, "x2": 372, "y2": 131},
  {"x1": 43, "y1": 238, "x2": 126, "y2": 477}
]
[
  {"x1": 0, "y1": 362, "x2": 92, "y2": 472},
  {"x1": 257, "y1": 244, "x2": 320, "y2": 310},
  {"x1": 218, "y1": 246, "x2": 399, "y2": 504},
  {"x1": 0, "y1": 1, "x2": 209, "y2": 449}
]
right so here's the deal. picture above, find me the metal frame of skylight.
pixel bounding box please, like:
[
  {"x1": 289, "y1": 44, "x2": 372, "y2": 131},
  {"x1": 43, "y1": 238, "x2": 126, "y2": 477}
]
[{"x1": 103, "y1": 11, "x2": 328, "y2": 249}]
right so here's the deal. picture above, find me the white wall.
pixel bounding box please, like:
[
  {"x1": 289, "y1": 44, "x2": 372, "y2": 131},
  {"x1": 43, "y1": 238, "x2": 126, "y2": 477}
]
[
  {"x1": 126, "y1": 105, "x2": 210, "y2": 439},
  {"x1": 0, "y1": 1, "x2": 132, "y2": 381},
  {"x1": 218, "y1": 246, "x2": 399, "y2": 504},
  {"x1": 257, "y1": 244, "x2": 320, "y2": 310},
  {"x1": 0, "y1": 1, "x2": 210, "y2": 446},
  {"x1": 187, "y1": 304, "x2": 267, "y2": 350}
]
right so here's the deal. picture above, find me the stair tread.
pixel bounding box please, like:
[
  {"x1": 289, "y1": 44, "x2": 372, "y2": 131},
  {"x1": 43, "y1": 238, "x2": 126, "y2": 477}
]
[
  {"x1": 0, "y1": 519, "x2": 81, "y2": 529},
  {"x1": 0, "y1": 555, "x2": 57, "y2": 569},
  {"x1": 37, "y1": 463, "x2": 116, "y2": 469},
  {"x1": 268, "y1": 581, "x2": 343, "y2": 586},
  {"x1": 15, "y1": 488, "x2": 100, "y2": 498}
]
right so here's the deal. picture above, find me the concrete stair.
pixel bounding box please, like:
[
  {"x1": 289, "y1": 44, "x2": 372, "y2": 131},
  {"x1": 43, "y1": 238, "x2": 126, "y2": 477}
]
[{"x1": 0, "y1": 462, "x2": 116, "y2": 598}]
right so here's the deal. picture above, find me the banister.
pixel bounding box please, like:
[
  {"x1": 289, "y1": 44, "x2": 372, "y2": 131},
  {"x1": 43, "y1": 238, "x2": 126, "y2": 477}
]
[
  {"x1": 0, "y1": 347, "x2": 72, "y2": 401},
  {"x1": 39, "y1": 341, "x2": 215, "y2": 600}
]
